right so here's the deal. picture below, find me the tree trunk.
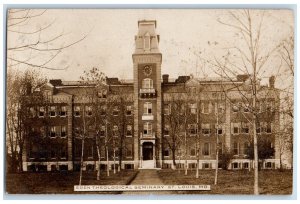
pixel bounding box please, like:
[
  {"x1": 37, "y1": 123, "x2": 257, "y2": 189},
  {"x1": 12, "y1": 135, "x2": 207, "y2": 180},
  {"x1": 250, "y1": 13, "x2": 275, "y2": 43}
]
[
  {"x1": 196, "y1": 150, "x2": 199, "y2": 178},
  {"x1": 106, "y1": 145, "x2": 110, "y2": 177},
  {"x1": 184, "y1": 132, "x2": 188, "y2": 175},
  {"x1": 113, "y1": 148, "x2": 116, "y2": 174},
  {"x1": 214, "y1": 138, "x2": 219, "y2": 185},
  {"x1": 96, "y1": 141, "x2": 101, "y2": 180},
  {"x1": 79, "y1": 138, "x2": 85, "y2": 185},
  {"x1": 171, "y1": 149, "x2": 176, "y2": 170}
]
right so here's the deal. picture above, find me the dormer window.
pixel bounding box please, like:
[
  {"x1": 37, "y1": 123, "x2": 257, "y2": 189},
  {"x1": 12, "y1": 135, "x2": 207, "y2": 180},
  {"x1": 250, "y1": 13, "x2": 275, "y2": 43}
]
[{"x1": 50, "y1": 106, "x2": 56, "y2": 117}]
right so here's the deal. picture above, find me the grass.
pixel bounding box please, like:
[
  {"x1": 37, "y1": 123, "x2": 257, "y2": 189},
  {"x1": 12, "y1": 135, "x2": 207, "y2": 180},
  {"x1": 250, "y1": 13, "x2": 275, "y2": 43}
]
[
  {"x1": 6, "y1": 170, "x2": 138, "y2": 194},
  {"x1": 157, "y1": 169, "x2": 293, "y2": 195}
]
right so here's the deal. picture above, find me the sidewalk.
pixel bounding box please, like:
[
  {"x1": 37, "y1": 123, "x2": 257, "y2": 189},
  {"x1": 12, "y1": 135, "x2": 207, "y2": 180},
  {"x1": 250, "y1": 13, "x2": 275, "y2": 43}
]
[{"x1": 122, "y1": 169, "x2": 174, "y2": 195}]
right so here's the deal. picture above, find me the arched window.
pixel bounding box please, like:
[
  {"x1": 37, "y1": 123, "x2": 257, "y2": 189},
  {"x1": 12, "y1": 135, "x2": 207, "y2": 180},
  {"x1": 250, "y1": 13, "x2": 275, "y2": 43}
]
[
  {"x1": 142, "y1": 78, "x2": 153, "y2": 89},
  {"x1": 144, "y1": 32, "x2": 150, "y2": 50}
]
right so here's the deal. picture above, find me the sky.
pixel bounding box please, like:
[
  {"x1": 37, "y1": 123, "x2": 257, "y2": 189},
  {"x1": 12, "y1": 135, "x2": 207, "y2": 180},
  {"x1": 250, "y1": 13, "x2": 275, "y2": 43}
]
[{"x1": 7, "y1": 9, "x2": 294, "y2": 88}]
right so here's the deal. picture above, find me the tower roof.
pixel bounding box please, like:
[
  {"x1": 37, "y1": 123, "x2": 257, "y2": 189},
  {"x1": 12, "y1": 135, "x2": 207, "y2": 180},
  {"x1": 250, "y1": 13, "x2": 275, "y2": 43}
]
[{"x1": 134, "y1": 20, "x2": 160, "y2": 54}]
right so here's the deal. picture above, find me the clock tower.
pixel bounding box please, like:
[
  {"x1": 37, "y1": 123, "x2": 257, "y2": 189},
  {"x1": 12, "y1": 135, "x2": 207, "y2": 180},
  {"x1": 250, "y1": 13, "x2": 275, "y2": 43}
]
[{"x1": 132, "y1": 20, "x2": 162, "y2": 169}]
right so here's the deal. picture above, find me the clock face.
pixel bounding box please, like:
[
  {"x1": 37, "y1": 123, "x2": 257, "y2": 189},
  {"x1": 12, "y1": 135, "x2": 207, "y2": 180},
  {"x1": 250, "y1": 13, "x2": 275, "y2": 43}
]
[{"x1": 143, "y1": 65, "x2": 152, "y2": 76}]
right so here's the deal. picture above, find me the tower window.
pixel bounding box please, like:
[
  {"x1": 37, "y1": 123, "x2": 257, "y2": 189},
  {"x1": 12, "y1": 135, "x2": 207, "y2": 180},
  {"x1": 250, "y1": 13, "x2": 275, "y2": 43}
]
[
  {"x1": 143, "y1": 102, "x2": 152, "y2": 115},
  {"x1": 142, "y1": 78, "x2": 153, "y2": 89},
  {"x1": 143, "y1": 122, "x2": 152, "y2": 135},
  {"x1": 144, "y1": 32, "x2": 150, "y2": 50}
]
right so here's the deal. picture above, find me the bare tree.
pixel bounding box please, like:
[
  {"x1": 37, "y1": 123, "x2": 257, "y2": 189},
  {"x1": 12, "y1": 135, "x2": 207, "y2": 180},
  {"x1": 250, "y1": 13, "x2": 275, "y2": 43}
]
[
  {"x1": 6, "y1": 68, "x2": 47, "y2": 172},
  {"x1": 205, "y1": 10, "x2": 288, "y2": 194},
  {"x1": 7, "y1": 9, "x2": 87, "y2": 70},
  {"x1": 163, "y1": 94, "x2": 185, "y2": 170},
  {"x1": 79, "y1": 67, "x2": 106, "y2": 180}
]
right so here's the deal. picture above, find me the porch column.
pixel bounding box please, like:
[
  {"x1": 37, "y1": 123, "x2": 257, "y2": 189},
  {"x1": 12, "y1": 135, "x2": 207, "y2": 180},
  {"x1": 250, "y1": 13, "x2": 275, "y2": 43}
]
[
  {"x1": 140, "y1": 141, "x2": 143, "y2": 168},
  {"x1": 153, "y1": 142, "x2": 156, "y2": 168}
]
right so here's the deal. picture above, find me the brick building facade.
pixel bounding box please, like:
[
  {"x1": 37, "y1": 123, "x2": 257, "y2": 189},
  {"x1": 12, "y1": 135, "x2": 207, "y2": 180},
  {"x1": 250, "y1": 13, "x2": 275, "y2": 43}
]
[{"x1": 22, "y1": 20, "x2": 280, "y2": 171}]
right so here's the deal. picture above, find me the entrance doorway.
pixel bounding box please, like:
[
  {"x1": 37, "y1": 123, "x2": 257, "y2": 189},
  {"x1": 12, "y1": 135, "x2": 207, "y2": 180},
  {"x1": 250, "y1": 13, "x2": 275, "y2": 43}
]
[{"x1": 142, "y1": 142, "x2": 153, "y2": 160}]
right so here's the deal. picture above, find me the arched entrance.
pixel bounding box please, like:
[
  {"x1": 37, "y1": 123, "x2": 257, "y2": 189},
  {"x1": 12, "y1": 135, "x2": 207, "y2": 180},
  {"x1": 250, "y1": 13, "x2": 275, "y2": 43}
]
[
  {"x1": 142, "y1": 142, "x2": 153, "y2": 160},
  {"x1": 140, "y1": 141, "x2": 156, "y2": 169}
]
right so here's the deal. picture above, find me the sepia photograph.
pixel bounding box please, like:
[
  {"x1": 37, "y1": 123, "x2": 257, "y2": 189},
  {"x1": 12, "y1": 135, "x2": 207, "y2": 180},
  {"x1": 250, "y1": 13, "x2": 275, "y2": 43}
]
[{"x1": 5, "y1": 8, "x2": 294, "y2": 196}]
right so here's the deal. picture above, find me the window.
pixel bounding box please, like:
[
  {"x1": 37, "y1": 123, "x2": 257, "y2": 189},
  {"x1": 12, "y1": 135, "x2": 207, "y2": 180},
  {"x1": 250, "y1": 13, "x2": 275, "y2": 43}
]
[
  {"x1": 50, "y1": 150, "x2": 56, "y2": 159},
  {"x1": 202, "y1": 163, "x2": 211, "y2": 169},
  {"x1": 256, "y1": 122, "x2": 261, "y2": 134},
  {"x1": 100, "y1": 106, "x2": 106, "y2": 116},
  {"x1": 126, "y1": 105, "x2": 132, "y2": 116},
  {"x1": 189, "y1": 87, "x2": 197, "y2": 94},
  {"x1": 60, "y1": 146, "x2": 67, "y2": 159},
  {"x1": 244, "y1": 104, "x2": 250, "y2": 112},
  {"x1": 202, "y1": 123, "x2": 211, "y2": 135},
  {"x1": 241, "y1": 123, "x2": 250, "y2": 134},
  {"x1": 75, "y1": 142, "x2": 81, "y2": 158},
  {"x1": 144, "y1": 33, "x2": 150, "y2": 50},
  {"x1": 215, "y1": 124, "x2": 223, "y2": 135},
  {"x1": 163, "y1": 147, "x2": 170, "y2": 157},
  {"x1": 188, "y1": 124, "x2": 197, "y2": 135},
  {"x1": 190, "y1": 146, "x2": 196, "y2": 157},
  {"x1": 218, "y1": 142, "x2": 223, "y2": 155},
  {"x1": 50, "y1": 106, "x2": 56, "y2": 117},
  {"x1": 243, "y1": 162, "x2": 249, "y2": 169},
  {"x1": 85, "y1": 106, "x2": 92, "y2": 116},
  {"x1": 74, "y1": 106, "x2": 81, "y2": 117},
  {"x1": 266, "y1": 123, "x2": 272, "y2": 133},
  {"x1": 100, "y1": 145, "x2": 105, "y2": 158},
  {"x1": 143, "y1": 102, "x2": 152, "y2": 115},
  {"x1": 232, "y1": 103, "x2": 239, "y2": 112},
  {"x1": 113, "y1": 125, "x2": 118, "y2": 137},
  {"x1": 143, "y1": 122, "x2": 152, "y2": 135},
  {"x1": 164, "y1": 104, "x2": 170, "y2": 115},
  {"x1": 50, "y1": 126, "x2": 56, "y2": 138},
  {"x1": 265, "y1": 162, "x2": 274, "y2": 169},
  {"x1": 112, "y1": 106, "x2": 119, "y2": 116},
  {"x1": 203, "y1": 143, "x2": 210, "y2": 156},
  {"x1": 126, "y1": 125, "x2": 132, "y2": 137},
  {"x1": 232, "y1": 162, "x2": 239, "y2": 169},
  {"x1": 39, "y1": 107, "x2": 45, "y2": 117},
  {"x1": 125, "y1": 144, "x2": 133, "y2": 158},
  {"x1": 215, "y1": 103, "x2": 225, "y2": 114},
  {"x1": 256, "y1": 101, "x2": 261, "y2": 113},
  {"x1": 164, "y1": 125, "x2": 170, "y2": 136},
  {"x1": 243, "y1": 142, "x2": 249, "y2": 155},
  {"x1": 61, "y1": 126, "x2": 67, "y2": 138},
  {"x1": 29, "y1": 107, "x2": 36, "y2": 118},
  {"x1": 232, "y1": 123, "x2": 240, "y2": 134},
  {"x1": 266, "y1": 101, "x2": 274, "y2": 112},
  {"x1": 202, "y1": 102, "x2": 211, "y2": 114},
  {"x1": 40, "y1": 127, "x2": 46, "y2": 137},
  {"x1": 87, "y1": 144, "x2": 93, "y2": 159},
  {"x1": 190, "y1": 103, "x2": 197, "y2": 114},
  {"x1": 142, "y1": 78, "x2": 153, "y2": 89},
  {"x1": 100, "y1": 126, "x2": 105, "y2": 137},
  {"x1": 233, "y1": 142, "x2": 239, "y2": 155},
  {"x1": 60, "y1": 106, "x2": 67, "y2": 117}
]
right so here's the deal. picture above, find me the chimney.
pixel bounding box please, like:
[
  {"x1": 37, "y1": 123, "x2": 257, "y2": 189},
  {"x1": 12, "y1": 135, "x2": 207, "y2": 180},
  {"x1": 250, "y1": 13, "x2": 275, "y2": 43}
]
[
  {"x1": 162, "y1": 74, "x2": 169, "y2": 83},
  {"x1": 269, "y1": 76, "x2": 275, "y2": 88},
  {"x1": 49, "y1": 79, "x2": 62, "y2": 86},
  {"x1": 26, "y1": 82, "x2": 32, "y2": 95},
  {"x1": 237, "y1": 74, "x2": 250, "y2": 82}
]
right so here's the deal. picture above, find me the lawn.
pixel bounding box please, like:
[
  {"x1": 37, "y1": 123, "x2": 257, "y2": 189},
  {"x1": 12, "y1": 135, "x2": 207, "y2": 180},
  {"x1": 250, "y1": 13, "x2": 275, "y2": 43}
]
[
  {"x1": 157, "y1": 169, "x2": 293, "y2": 195},
  {"x1": 6, "y1": 170, "x2": 138, "y2": 194}
]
